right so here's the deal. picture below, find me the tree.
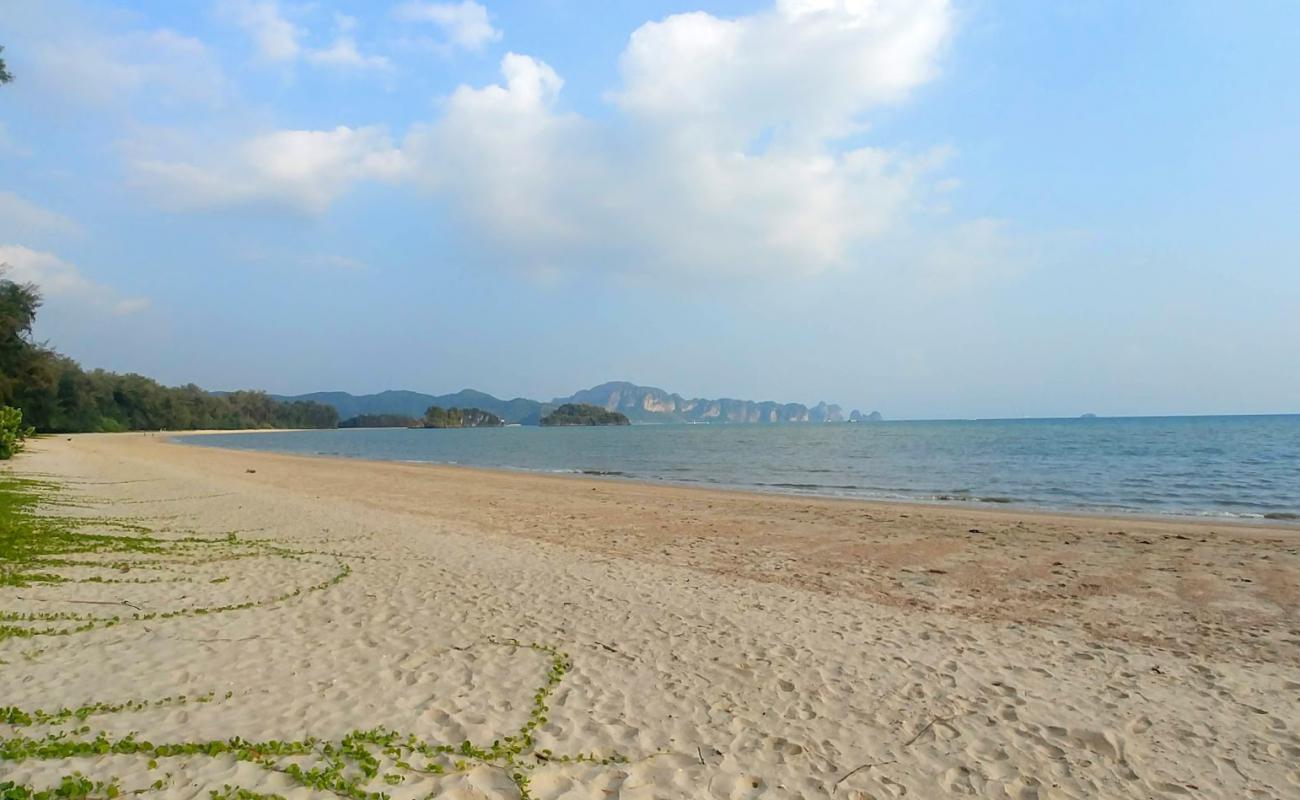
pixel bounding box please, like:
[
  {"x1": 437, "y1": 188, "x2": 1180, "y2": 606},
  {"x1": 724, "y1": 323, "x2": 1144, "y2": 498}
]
[
  {"x1": 0, "y1": 267, "x2": 45, "y2": 410},
  {"x1": 0, "y1": 45, "x2": 12, "y2": 85}
]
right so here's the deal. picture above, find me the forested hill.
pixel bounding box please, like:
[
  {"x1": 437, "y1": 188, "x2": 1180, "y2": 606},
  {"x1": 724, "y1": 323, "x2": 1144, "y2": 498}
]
[
  {"x1": 540, "y1": 404, "x2": 630, "y2": 427},
  {"x1": 274, "y1": 390, "x2": 549, "y2": 426},
  {"x1": 274, "y1": 382, "x2": 867, "y2": 425}
]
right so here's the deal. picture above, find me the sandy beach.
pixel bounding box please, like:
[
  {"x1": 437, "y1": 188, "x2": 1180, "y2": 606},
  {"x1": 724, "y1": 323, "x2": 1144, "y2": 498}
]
[{"x1": 2, "y1": 433, "x2": 1297, "y2": 799}]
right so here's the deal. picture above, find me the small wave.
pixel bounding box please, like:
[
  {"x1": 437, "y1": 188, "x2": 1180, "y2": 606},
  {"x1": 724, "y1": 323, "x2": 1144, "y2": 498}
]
[
  {"x1": 760, "y1": 482, "x2": 872, "y2": 492},
  {"x1": 1264, "y1": 512, "x2": 1299, "y2": 521},
  {"x1": 933, "y1": 494, "x2": 1017, "y2": 504}
]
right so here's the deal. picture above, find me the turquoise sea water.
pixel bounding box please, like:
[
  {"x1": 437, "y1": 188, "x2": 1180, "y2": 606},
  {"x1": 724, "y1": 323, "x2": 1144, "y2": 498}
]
[{"x1": 180, "y1": 415, "x2": 1300, "y2": 521}]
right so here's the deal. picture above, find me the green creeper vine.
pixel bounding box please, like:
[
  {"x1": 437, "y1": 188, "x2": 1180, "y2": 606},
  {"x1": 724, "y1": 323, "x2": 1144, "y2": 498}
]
[{"x1": 0, "y1": 475, "x2": 627, "y2": 799}]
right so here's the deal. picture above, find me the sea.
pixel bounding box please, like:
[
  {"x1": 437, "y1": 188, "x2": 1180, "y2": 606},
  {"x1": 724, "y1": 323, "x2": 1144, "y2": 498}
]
[{"x1": 179, "y1": 414, "x2": 1300, "y2": 522}]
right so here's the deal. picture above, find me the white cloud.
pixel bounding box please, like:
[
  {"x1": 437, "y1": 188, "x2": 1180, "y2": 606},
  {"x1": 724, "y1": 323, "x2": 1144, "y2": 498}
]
[
  {"x1": 399, "y1": 0, "x2": 956, "y2": 277},
  {"x1": 615, "y1": 0, "x2": 951, "y2": 146},
  {"x1": 0, "y1": 245, "x2": 149, "y2": 316},
  {"x1": 220, "y1": 0, "x2": 389, "y2": 70},
  {"x1": 404, "y1": 53, "x2": 588, "y2": 251},
  {"x1": 128, "y1": 126, "x2": 407, "y2": 214},
  {"x1": 0, "y1": 193, "x2": 83, "y2": 239},
  {"x1": 220, "y1": 0, "x2": 302, "y2": 62},
  {"x1": 134, "y1": 1, "x2": 968, "y2": 281},
  {"x1": 306, "y1": 38, "x2": 393, "y2": 71},
  {"x1": 394, "y1": 1, "x2": 502, "y2": 51},
  {"x1": 26, "y1": 27, "x2": 229, "y2": 107}
]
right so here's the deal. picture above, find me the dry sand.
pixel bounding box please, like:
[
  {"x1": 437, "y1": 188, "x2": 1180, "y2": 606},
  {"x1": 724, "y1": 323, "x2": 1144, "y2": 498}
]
[{"x1": 2, "y1": 432, "x2": 1298, "y2": 799}]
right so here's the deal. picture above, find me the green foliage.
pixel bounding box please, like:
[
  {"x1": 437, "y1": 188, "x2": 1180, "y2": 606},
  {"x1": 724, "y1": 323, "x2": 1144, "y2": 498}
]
[
  {"x1": 338, "y1": 414, "x2": 421, "y2": 428},
  {"x1": 540, "y1": 404, "x2": 631, "y2": 427},
  {"x1": 0, "y1": 406, "x2": 33, "y2": 459},
  {"x1": 0, "y1": 45, "x2": 11, "y2": 85},
  {"x1": 0, "y1": 773, "x2": 121, "y2": 800},
  {"x1": 0, "y1": 475, "x2": 348, "y2": 638},
  {"x1": 0, "y1": 271, "x2": 336, "y2": 433},
  {"x1": 421, "y1": 406, "x2": 503, "y2": 428}
]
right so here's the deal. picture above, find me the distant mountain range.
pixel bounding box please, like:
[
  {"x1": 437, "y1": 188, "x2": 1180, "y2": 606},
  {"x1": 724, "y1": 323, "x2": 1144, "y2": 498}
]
[
  {"x1": 268, "y1": 381, "x2": 883, "y2": 426},
  {"x1": 269, "y1": 389, "x2": 551, "y2": 425}
]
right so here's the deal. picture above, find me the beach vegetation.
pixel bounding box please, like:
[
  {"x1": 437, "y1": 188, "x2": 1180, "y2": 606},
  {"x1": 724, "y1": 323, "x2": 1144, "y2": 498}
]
[
  {"x1": 0, "y1": 476, "x2": 631, "y2": 799},
  {"x1": 0, "y1": 405, "x2": 33, "y2": 459}
]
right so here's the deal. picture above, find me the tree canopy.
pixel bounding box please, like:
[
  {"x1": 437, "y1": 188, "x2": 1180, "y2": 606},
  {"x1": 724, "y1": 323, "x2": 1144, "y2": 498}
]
[
  {"x1": 0, "y1": 45, "x2": 13, "y2": 84},
  {"x1": 540, "y1": 404, "x2": 630, "y2": 427},
  {"x1": 421, "y1": 406, "x2": 503, "y2": 428}
]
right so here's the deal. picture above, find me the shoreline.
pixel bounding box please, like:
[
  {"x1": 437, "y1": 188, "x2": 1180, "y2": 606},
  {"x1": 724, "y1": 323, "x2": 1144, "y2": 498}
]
[
  {"x1": 3, "y1": 433, "x2": 1298, "y2": 797},
  {"x1": 169, "y1": 428, "x2": 1300, "y2": 533}
]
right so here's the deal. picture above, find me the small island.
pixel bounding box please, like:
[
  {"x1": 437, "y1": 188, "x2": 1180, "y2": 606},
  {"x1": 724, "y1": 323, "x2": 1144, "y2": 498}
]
[
  {"x1": 540, "y1": 403, "x2": 631, "y2": 427},
  {"x1": 339, "y1": 414, "x2": 421, "y2": 428},
  {"x1": 337, "y1": 407, "x2": 504, "y2": 428},
  {"x1": 422, "y1": 406, "x2": 504, "y2": 428}
]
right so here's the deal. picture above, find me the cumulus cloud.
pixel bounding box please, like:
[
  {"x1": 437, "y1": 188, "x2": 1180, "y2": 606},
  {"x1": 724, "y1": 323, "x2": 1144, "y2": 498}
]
[
  {"x1": 133, "y1": 0, "x2": 966, "y2": 279},
  {"x1": 393, "y1": 1, "x2": 502, "y2": 51},
  {"x1": 399, "y1": 0, "x2": 956, "y2": 277},
  {"x1": 403, "y1": 54, "x2": 590, "y2": 250},
  {"x1": 0, "y1": 245, "x2": 149, "y2": 316},
  {"x1": 128, "y1": 126, "x2": 407, "y2": 214},
  {"x1": 615, "y1": 0, "x2": 951, "y2": 145}
]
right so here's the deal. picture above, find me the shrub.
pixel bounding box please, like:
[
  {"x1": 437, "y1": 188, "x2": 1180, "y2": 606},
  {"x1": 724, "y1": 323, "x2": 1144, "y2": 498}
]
[{"x1": 0, "y1": 405, "x2": 33, "y2": 459}]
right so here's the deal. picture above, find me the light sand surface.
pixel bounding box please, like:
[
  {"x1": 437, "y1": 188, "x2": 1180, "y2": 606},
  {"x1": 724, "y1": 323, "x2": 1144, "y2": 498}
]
[{"x1": 2, "y1": 433, "x2": 1298, "y2": 799}]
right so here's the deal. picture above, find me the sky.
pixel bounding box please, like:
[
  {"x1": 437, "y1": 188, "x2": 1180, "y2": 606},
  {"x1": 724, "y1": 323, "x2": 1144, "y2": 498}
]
[{"x1": 1, "y1": 0, "x2": 1298, "y2": 419}]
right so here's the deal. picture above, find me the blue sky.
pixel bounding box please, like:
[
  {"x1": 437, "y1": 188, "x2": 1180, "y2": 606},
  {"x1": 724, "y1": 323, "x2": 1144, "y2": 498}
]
[{"x1": 2, "y1": 0, "x2": 1297, "y2": 418}]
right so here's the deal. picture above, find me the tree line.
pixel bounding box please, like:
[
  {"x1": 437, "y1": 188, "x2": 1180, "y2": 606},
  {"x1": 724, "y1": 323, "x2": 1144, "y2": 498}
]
[{"x1": 1, "y1": 271, "x2": 338, "y2": 443}]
